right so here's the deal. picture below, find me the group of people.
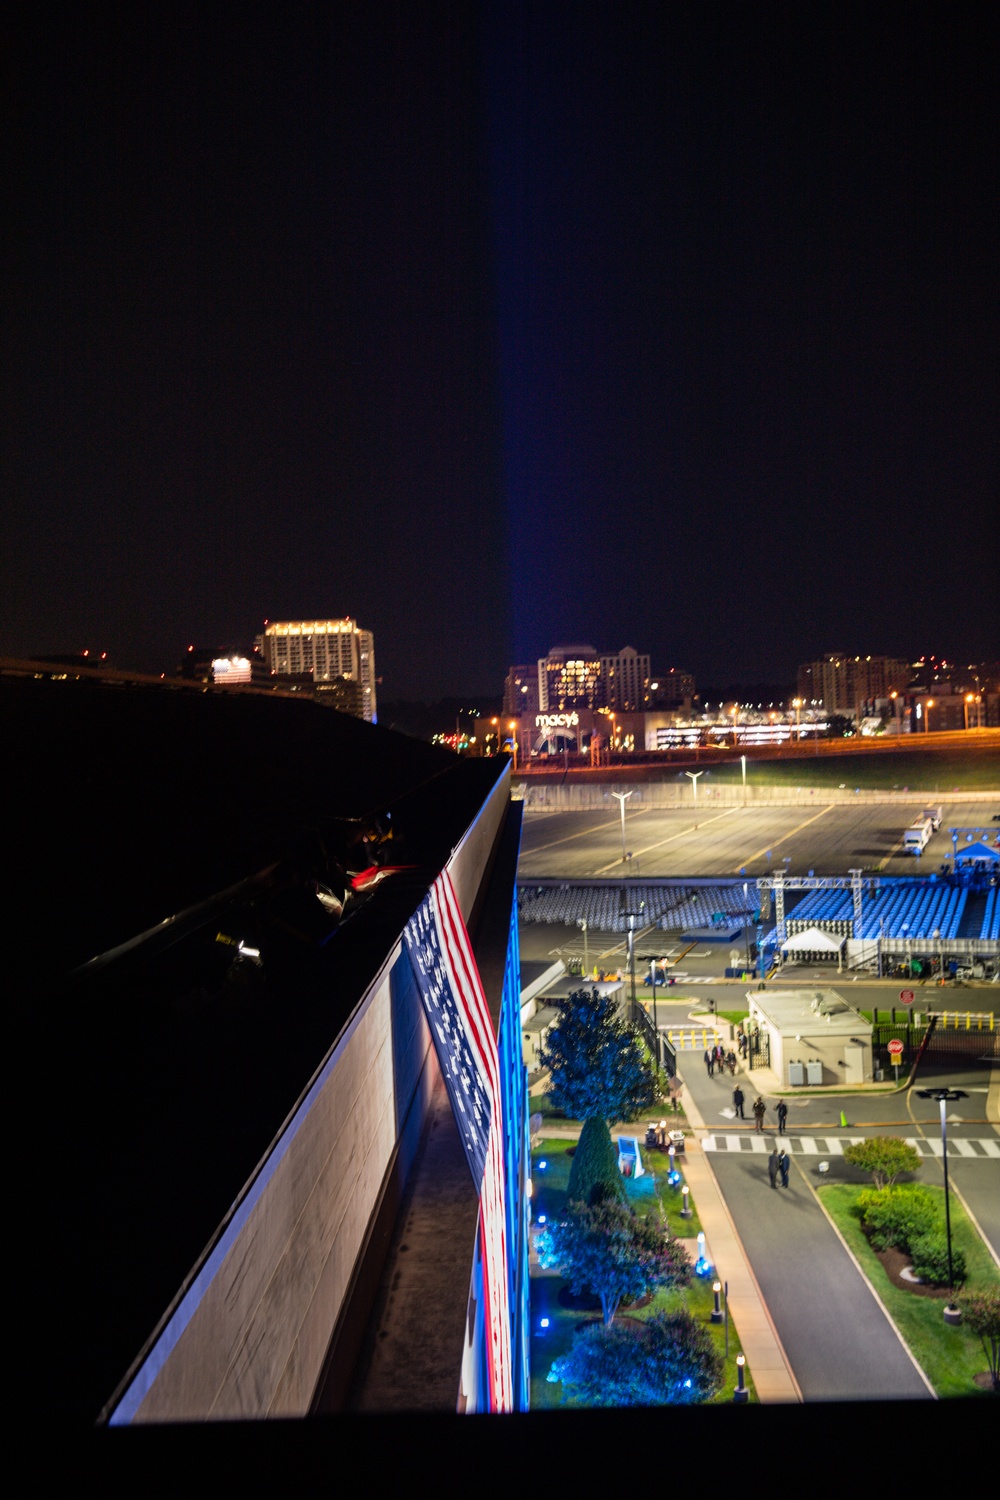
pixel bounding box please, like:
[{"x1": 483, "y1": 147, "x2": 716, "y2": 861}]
[
  {"x1": 701, "y1": 1025, "x2": 794, "y2": 1191},
  {"x1": 768, "y1": 1147, "x2": 791, "y2": 1189},
  {"x1": 745, "y1": 1095, "x2": 788, "y2": 1134},
  {"x1": 704, "y1": 1044, "x2": 737, "y2": 1077}
]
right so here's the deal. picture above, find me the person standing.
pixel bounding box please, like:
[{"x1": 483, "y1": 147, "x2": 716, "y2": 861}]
[
  {"x1": 776, "y1": 1099, "x2": 788, "y2": 1135},
  {"x1": 753, "y1": 1096, "x2": 766, "y2": 1133},
  {"x1": 705, "y1": 1047, "x2": 715, "y2": 1078},
  {"x1": 778, "y1": 1149, "x2": 790, "y2": 1188},
  {"x1": 768, "y1": 1147, "x2": 779, "y2": 1188},
  {"x1": 732, "y1": 1084, "x2": 745, "y2": 1120}
]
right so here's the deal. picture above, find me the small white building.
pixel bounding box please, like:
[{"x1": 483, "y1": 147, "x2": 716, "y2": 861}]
[{"x1": 746, "y1": 987, "x2": 874, "y2": 1087}]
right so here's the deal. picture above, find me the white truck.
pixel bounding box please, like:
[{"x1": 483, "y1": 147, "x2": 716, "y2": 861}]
[
  {"x1": 922, "y1": 804, "x2": 943, "y2": 831},
  {"x1": 904, "y1": 817, "x2": 934, "y2": 855}
]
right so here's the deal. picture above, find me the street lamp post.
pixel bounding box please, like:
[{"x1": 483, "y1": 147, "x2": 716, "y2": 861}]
[
  {"x1": 577, "y1": 916, "x2": 589, "y2": 977},
  {"x1": 612, "y1": 789, "x2": 633, "y2": 862},
  {"x1": 916, "y1": 1088, "x2": 968, "y2": 1322},
  {"x1": 507, "y1": 720, "x2": 519, "y2": 772},
  {"x1": 685, "y1": 770, "x2": 703, "y2": 823}
]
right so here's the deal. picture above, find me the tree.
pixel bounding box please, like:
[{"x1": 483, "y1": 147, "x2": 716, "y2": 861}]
[
  {"x1": 542, "y1": 987, "x2": 658, "y2": 1124},
  {"x1": 536, "y1": 1196, "x2": 690, "y2": 1326},
  {"x1": 959, "y1": 1288, "x2": 1000, "y2": 1392},
  {"x1": 549, "y1": 1308, "x2": 723, "y2": 1407},
  {"x1": 547, "y1": 1321, "x2": 649, "y2": 1407},
  {"x1": 638, "y1": 1308, "x2": 725, "y2": 1404},
  {"x1": 843, "y1": 1137, "x2": 922, "y2": 1188},
  {"x1": 567, "y1": 1116, "x2": 626, "y2": 1206}
]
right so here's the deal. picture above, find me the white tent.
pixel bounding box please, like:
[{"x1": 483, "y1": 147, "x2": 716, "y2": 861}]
[
  {"x1": 781, "y1": 926, "x2": 845, "y2": 953},
  {"x1": 954, "y1": 841, "x2": 1000, "y2": 864}
]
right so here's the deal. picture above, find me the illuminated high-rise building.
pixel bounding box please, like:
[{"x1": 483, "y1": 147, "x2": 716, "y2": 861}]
[
  {"x1": 599, "y1": 646, "x2": 651, "y2": 711},
  {"x1": 259, "y1": 618, "x2": 377, "y2": 721},
  {"x1": 537, "y1": 644, "x2": 601, "y2": 711},
  {"x1": 796, "y1": 653, "x2": 910, "y2": 716}
]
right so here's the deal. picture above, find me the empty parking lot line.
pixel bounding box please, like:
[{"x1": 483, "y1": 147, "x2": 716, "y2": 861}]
[
  {"x1": 594, "y1": 808, "x2": 738, "y2": 874},
  {"x1": 523, "y1": 810, "x2": 648, "y2": 857},
  {"x1": 734, "y1": 803, "x2": 836, "y2": 872}
]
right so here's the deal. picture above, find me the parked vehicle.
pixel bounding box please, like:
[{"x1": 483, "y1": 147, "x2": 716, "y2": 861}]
[
  {"x1": 903, "y1": 817, "x2": 933, "y2": 855},
  {"x1": 922, "y1": 804, "x2": 943, "y2": 831}
]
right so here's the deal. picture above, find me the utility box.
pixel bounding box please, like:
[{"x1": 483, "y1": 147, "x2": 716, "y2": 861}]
[
  {"x1": 806, "y1": 1059, "x2": 823, "y2": 1085},
  {"x1": 788, "y1": 1060, "x2": 805, "y2": 1086}
]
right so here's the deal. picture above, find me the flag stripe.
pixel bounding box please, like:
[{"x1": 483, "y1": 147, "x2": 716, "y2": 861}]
[{"x1": 404, "y1": 869, "x2": 512, "y2": 1411}]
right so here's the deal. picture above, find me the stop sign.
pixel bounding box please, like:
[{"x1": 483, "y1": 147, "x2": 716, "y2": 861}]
[
  {"x1": 899, "y1": 989, "x2": 915, "y2": 1005},
  {"x1": 887, "y1": 1039, "x2": 904, "y2": 1058}
]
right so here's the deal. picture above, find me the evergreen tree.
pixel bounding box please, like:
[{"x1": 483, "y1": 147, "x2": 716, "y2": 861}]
[
  {"x1": 567, "y1": 1116, "x2": 626, "y2": 1206},
  {"x1": 542, "y1": 987, "x2": 658, "y2": 1124}
]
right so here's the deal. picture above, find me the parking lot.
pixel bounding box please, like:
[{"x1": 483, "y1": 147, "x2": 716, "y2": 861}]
[{"x1": 517, "y1": 799, "x2": 998, "y2": 880}]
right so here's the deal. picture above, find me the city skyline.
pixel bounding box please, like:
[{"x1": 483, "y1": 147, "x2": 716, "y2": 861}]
[{"x1": 3, "y1": 5, "x2": 996, "y2": 700}]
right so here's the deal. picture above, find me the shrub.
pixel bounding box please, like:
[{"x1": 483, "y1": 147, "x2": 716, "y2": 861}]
[
  {"x1": 959, "y1": 1288, "x2": 1000, "y2": 1390},
  {"x1": 549, "y1": 1308, "x2": 723, "y2": 1407},
  {"x1": 843, "y1": 1137, "x2": 922, "y2": 1188},
  {"x1": 909, "y1": 1232, "x2": 966, "y2": 1288},
  {"x1": 857, "y1": 1184, "x2": 940, "y2": 1251}
]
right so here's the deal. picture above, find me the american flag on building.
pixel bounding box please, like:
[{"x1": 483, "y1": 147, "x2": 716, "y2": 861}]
[{"x1": 404, "y1": 869, "x2": 513, "y2": 1413}]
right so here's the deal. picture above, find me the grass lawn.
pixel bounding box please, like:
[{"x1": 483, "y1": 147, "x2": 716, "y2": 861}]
[
  {"x1": 699, "y1": 746, "x2": 1000, "y2": 793},
  {"x1": 530, "y1": 1139, "x2": 756, "y2": 1409},
  {"x1": 818, "y1": 1182, "x2": 1000, "y2": 1399},
  {"x1": 532, "y1": 1135, "x2": 703, "y2": 1238}
]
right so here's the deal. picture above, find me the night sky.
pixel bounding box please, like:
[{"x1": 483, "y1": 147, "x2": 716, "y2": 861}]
[{"x1": 3, "y1": 3, "x2": 997, "y2": 700}]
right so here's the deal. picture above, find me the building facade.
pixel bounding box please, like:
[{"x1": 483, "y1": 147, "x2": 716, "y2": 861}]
[
  {"x1": 797, "y1": 653, "x2": 910, "y2": 716},
  {"x1": 502, "y1": 664, "x2": 541, "y2": 719},
  {"x1": 260, "y1": 619, "x2": 377, "y2": 721},
  {"x1": 537, "y1": 644, "x2": 602, "y2": 712},
  {"x1": 599, "y1": 646, "x2": 651, "y2": 712}
]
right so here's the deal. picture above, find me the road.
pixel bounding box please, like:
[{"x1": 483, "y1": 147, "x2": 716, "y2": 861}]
[{"x1": 678, "y1": 1052, "x2": 998, "y2": 1399}]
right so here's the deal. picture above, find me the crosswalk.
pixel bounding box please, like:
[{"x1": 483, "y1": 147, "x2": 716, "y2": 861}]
[{"x1": 701, "y1": 1133, "x2": 1000, "y2": 1158}]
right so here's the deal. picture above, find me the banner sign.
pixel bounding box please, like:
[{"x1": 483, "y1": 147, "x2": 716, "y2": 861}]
[{"x1": 404, "y1": 870, "x2": 513, "y2": 1412}]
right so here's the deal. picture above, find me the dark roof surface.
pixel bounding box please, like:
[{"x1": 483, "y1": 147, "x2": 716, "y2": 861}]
[{"x1": 9, "y1": 675, "x2": 509, "y2": 1423}]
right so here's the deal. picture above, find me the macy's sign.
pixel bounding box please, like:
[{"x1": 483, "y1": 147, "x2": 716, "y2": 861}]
[{"x1": 535, "y1": 712, "x2": 580, "y2": 729}]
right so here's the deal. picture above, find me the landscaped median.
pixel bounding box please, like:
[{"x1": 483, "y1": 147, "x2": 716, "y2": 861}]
[
  {"x1": 817, "y1": 1180, "x2": 1000, "y2": 1397},
  {"x1": 529, "y1": 1136, "x2": 757, "y2": 1409}
]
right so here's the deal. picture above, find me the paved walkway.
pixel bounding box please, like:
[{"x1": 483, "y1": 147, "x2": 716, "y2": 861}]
[{"x1": 670, "y1": 1118, "x2": 801, "y2": 1402}]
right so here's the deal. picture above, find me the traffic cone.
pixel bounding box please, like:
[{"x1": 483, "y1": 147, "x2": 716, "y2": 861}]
[{"x1": 840, "y1": 1109, "x2": 848, "y2": 1128}]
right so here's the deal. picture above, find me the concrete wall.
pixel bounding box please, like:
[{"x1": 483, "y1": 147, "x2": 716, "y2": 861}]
[
  {"x1": 514, "y1": 782, "x2": 998, "y2": 812},
  {"x1": 114, "y1": 769, "x2": 512, "y2": 1423},
  {"x1": 770, "y1": 1028, "x2": 873, "y2": 1087}
]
